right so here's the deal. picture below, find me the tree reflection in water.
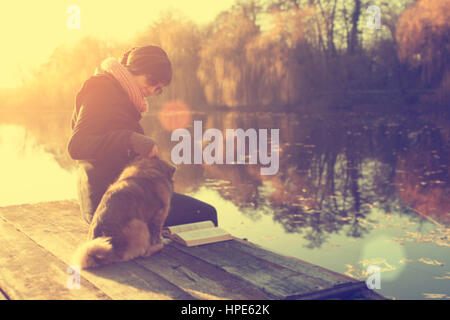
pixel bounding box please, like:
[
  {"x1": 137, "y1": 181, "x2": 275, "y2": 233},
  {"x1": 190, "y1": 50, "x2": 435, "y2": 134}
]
[{"x1": 145, "y1": 110, "x2": 448, "y2": 249}]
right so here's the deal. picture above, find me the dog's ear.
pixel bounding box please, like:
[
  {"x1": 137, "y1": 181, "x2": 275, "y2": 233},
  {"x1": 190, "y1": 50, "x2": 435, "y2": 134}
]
[{"x1": 156, "y1": 159, "x2": 176, "y2": 179}]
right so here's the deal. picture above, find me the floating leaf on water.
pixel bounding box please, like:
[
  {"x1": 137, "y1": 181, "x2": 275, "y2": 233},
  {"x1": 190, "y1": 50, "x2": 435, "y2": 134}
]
[
  {"x1": 291, "y1": 213, "x2": 304, "y2": 218},
  {"x1": 395, "y1": 229, "x2": 450, "y2": 248},
  {"x1": 433, "y1": 272, "x2": 450, "y2": 280},
  {"x1": 359, "y1": 258, "x2": 396, "y2": 275},
  {"x1": 390, "y1": 238, "x2": 406, "y2": 246},
  {"x1": 343, "y1": 264, "x2": 363, "y2": 279},
  {"x1": 327, "y1": 243, "x2": 341, "y2": 248},
  {"x1": 435, "y1": 241, "x2": 450, "y2": 247},
  {"x1": 424, "y1": 170, "x2": 443, "y2": 176},
  {"x1": 400, "y1": 258, "x2": 445, "y2": 266},
  {"x1": 423, "y1": 293, "x2": 448, "y2": 299}
]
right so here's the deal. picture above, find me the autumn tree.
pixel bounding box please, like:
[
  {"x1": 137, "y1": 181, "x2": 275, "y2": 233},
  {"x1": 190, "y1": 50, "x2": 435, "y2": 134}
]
[
  {"x1": 197, "y1": 2, "x2": 261, "y2": 106},
  {"x1": 396, "y1": 0, "x2": 450, "y2": 103},
  {"x1": 133, "y1": 11, "x2": 207, "y2": 108},
  {"x1": 21, "y1": 36, "x2": 115, "y2": 112}
]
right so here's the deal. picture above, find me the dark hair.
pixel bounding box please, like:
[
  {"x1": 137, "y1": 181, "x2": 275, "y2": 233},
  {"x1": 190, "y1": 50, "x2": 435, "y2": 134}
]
[{"x1": 120, "y1": 46, "x2": 172, "y2": 86}]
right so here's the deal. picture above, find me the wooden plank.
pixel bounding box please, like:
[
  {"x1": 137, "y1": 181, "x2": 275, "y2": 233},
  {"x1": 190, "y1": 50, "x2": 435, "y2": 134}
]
[
  {"x1": 169, "y1": 240, "x2": 332, "y2": 299},
  {"x1": 344, "y1": 288, "x2": 387, "y2": 300},
  {"x1": 135, "y1": 242, "x2": 271, "y2": 300},
  {"x1": 283, "y1": 281, "x2": 368, "y2": 300},
  {"x1": 0, "y1": 200, "x2": 379, "y2": 300},
  {"x1": 0, "y1": 217, "x2": 109, "y2": 300},
  {"x1": 0, "y1": 201, "x2": 194, "y2": 300},
  {"x1": 230, "y1": 238, "x2": 357, "y2": 285},
  {"x1": 0, "y1": 288, "x2": 9, "y2": 300}
]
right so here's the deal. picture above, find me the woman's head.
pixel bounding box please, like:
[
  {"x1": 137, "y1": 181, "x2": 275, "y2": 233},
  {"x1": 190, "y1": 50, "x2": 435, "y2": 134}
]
[{"x1": 121, "y1": 46, "x2": 172, "y2": 97}]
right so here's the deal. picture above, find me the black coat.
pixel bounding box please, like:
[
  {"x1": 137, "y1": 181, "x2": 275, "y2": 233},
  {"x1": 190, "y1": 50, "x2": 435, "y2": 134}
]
[{"x1": 68, "y1": 72, "x2": 145, "y2": 222}]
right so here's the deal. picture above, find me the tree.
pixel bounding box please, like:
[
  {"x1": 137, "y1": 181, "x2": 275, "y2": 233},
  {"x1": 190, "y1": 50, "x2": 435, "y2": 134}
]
[
  {"x1": 197, "y1": 3, "x2": 261, "y2": 106},
  {"x1": 133, "y1": 11, "x2": 206, "y2": 108},
  {"x1": 396, "y1": 0, "x2": 450, "y2": 103},
  {"x1": 348, "y1": 0, "x2": 361, "y2": 55}
]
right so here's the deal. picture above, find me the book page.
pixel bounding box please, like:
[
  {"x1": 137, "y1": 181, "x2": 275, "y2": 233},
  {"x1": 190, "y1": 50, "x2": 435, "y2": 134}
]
[
  {"x1": 177, "y1": 227, "x2": 231, "y2": 243},
  {"x1": 164, "y1": 220, "x2": 215, "y2": 235}
]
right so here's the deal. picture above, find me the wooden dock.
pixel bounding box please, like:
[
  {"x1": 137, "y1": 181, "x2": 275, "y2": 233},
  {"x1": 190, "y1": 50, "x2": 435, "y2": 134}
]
[{"x1": 0, "y1": 200, "x2": 385, "y2": 300}]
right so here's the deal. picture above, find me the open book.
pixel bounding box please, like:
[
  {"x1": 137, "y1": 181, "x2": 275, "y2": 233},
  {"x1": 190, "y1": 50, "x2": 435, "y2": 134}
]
[{"x1": 162, "y1": 220, "x2": 232, "y2": 247}]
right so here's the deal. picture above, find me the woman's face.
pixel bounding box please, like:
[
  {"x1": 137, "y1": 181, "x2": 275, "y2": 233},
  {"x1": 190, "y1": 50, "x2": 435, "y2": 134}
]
[{"x1": 133, "y1": 74, "x2": 167, "y2": 98}]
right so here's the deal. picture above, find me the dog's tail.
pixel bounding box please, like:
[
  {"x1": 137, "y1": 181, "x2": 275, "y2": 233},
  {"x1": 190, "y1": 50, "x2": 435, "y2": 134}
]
[{"x1": 72, "y1": 237, "x2": 117, "y2": 269}]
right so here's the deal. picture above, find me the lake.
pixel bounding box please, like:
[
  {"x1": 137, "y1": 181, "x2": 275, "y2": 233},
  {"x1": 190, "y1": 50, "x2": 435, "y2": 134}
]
[{"x1": 0, "y1": 107, "x2": 448, "y2": 300}]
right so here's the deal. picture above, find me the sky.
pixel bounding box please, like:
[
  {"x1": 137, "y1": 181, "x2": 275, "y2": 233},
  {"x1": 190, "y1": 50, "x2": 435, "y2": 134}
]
[{"x1": 0, "y1": 0, "x2": 236, "y2": 88}]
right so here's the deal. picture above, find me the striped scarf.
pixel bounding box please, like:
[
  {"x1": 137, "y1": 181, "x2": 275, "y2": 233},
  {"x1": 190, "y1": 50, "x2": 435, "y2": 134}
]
[{"x1": 95, "y1": 57, "x2": 148, "y2": 113}]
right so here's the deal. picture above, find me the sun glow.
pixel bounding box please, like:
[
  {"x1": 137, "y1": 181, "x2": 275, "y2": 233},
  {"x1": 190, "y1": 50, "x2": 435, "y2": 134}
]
[{"x1": 0, "y1": 0, "x2": 235, "y2": 88}]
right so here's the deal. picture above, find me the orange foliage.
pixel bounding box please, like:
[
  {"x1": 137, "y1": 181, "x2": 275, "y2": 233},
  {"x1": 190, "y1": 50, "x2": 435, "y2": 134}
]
[
  {"x1": 396, "y1": 0, "x2": 450, "y2": 83},
  {"x1": 396, "y1": 0, "x2": 450, "y2": 103},
  {"x1": 396, "y1": 0, "x2": 449, "y2": 64},
  {"x1": 395, "y1": 154, "x2": 450, "y2": 224}
]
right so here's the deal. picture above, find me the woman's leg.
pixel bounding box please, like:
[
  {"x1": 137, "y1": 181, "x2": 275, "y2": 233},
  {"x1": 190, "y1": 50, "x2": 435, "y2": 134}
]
[
  {"x1": 165, "y1": 192, "x2": 218, "y2": 227},
  {"x1": 76, "y1": 165, "x2": 113, "y2": 224},
  {"x1": 76, "y1": 168, "x2": 102, "y2": 224}
]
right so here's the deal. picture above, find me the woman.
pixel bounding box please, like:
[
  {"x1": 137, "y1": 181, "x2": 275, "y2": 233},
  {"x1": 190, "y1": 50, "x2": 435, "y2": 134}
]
[{"x1": 68, "y1": 45, "x2": 218, "y2": 227}]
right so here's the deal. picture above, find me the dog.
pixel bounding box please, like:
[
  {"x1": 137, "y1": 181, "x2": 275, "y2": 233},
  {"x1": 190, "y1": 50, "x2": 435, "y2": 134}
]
[{"x1": 72, "y1": 156, "x2": 176, "y2": 269}]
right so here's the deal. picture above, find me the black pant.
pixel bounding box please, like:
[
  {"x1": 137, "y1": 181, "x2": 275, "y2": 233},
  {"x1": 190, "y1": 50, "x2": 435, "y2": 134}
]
[
  {"x1": 164, "y1": 192, "x2": 218, "y2": 227},
  {"x1": 79, "y1": 188, "x2": 218, "y2": 227}
]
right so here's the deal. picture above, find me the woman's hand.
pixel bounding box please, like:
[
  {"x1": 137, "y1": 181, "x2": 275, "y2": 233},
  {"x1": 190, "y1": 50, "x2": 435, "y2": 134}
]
[{"x1": 129, "y1": 132, "x2": 158, "y2": 158}]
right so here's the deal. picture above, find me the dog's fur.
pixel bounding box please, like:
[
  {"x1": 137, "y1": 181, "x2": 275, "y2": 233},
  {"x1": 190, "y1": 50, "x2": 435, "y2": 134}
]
[{"x1": 72, "y1": 156, "x2": 176, "y2": 269}]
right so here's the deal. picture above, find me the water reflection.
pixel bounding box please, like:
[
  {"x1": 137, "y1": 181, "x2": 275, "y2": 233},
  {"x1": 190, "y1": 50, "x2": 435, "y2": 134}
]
[
  {"x1": 143, "y1": 110, "x2": 449, "y2": 240},
  {"x1": 0, "y1": 123, "x2": 77, "y2": 206},
  {"x1": 0, "y1": 108, "x2": 448, "y2": 299}
]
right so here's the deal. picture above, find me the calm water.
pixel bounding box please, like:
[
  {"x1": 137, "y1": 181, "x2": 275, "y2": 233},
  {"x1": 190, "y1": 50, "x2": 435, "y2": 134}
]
[{"x1": 0, "y1": 108, "x2": 449, "y2": 300}]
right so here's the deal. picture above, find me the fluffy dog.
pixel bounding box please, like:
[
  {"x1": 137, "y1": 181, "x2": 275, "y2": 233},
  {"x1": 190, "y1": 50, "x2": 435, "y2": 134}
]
[{"x1": 73, "y1": 156, "x2": 176, "y2": 269}]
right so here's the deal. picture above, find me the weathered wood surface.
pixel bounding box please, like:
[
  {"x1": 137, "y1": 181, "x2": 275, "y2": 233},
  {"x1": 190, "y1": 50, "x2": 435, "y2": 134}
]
[
  {"x1": 0, "y1": 290, "x2": 8, "y2": 300},
  {"x1": 0, "y1": 200, "x2": 385, "y2": 300},
  {"x1": 0, "y1": 216, "x2": 109, "y2": 300},
  {"x1": 0, "y1": 201, "x2": 194, "y2": 300}
]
